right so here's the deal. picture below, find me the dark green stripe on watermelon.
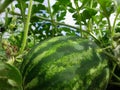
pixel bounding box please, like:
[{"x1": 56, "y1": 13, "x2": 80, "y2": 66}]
[{"x1": 20, "y1": 36, "x2": 109, "y2": 90}]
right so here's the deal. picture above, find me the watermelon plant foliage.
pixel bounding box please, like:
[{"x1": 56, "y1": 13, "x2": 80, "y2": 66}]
[
  {"x1": 0, "y1": 0, "x2": 120, "y2": 90},
  {"x1": 0, "y1": 61, "x2": 22, "y2": 90}
]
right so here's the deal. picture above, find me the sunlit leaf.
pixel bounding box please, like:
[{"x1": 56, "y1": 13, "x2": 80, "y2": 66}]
[{"x1": 97, "y1": 0, "x2": 115, "y2": 17}]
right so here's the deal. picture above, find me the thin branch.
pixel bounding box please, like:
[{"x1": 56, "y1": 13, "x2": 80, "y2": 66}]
[
  {"x1": 48, "y1": 0, "x2": 57, "y2": 36},
  {"x1": 106, "y1": 17, "x2": 111, "y2": 32},
  {"x1": 112, "y1": 72, "x2": 120, "y2": 81},
  {"x1": 109, "y1": 82, "x2": 120, "y2": 86},
  {"x1": 17, "y1": 0, "x2": 26, "y2": 22},
  {"x1": 111, "y1": 13, "x2": 119, "y2": 38}
]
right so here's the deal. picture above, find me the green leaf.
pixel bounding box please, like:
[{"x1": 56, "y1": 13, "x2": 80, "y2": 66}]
[
  {"x1": 80, "y1": 0, "x2": 91, "y2": 8},
  {"x1": 5, "y1": 17, "x2": 12, "y2": 28},
  {"x1": 72, "y1": 7, "x2": 97, "y2": 24},
  {"x1": 0, "y1": 0, "x2": 13, "y2": 14},
  {"x1": 0, "y1": 62, "x2": 22, "y2": 90},
  {"x1": 68, "y1": 8, "x2": 75, "y2": 13},
  {"x1": 115, "y1": 0, "x2": 120, "y2": 13},
  {"x1": 58, "y1": 0, "x2": 70, "y2": 5},
  {"x1": 80, "y1": 0, "x2": 90, "y2": 3},
  {"x1": 67, "y1": 1, "x2": 75, "y2": 13},
  {"x1": 32, "y1": 4, "x2": 46, "y2": 15},
  {"x1": 52, "y1": 2, "x2": 65, "y2": 14},
  {"x1": 82, "y1": 8, "x2": 97, "y2": 19},
  {"x1": 56, "y1": 11, "x2": 66, "y2": 21},
  {"x1": 34, "y1": 0, "x2": 44, "y2": 3},
  {"x1": 97, "y1": 0, "x2": 115, "y2": 17},
  {"x1": 52, "y1": 0, "x2": 70, "y2": 15}
]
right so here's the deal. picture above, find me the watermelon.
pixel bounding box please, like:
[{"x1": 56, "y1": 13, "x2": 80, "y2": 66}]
[{"x1": 20, "y1": 36, "x2": 110, "y2": 90}]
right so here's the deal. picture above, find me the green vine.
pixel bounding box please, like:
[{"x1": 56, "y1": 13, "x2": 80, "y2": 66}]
[
  {"x1": 48, "y1": 0, "x2": 57, "y2": 36},
  {"x1": 17, "y1": 0, "x2": 26, "y2": 22},
  {"x1": 74, "y1": 0, "x2": 82, "y2": 37},
  {"x1": 88, "y1": 0, "x2": 93, "y2": 34},
  {"x1": 19, "y1": 0, "x2": 33, "y2": 54}
]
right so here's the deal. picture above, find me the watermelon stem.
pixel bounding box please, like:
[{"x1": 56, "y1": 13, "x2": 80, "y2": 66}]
[{"x1": 18, "y1": 0, "x2": 33, "y2": 54}]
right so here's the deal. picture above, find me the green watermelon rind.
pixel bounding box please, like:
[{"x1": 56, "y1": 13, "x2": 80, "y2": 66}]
[{"x1": 20, "y1": 36, "x2": 110, "y2": 90}]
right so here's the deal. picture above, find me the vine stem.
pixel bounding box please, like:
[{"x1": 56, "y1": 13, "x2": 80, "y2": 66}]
[
  {"x1": 74, "y1": 0, "x2": 82, "y2": 37},
  {"x1": 48, "y1": 0, "x2": 54, "y2": 23},
  {"x1": 112, "y1": 71, "x2": 120, "y2": 81},
  {"x1": 48, "y1": 0, "x2": 57, "y2": 36},
  {"x1": 112, "y1": 13, "x2": 119, "y2": 37},
  {"x1": 19, "y1": 0, "x2": 33, "y2": 54},
  {"x1": 110, "y1": 82, "x2": 120, "y2": 86},
  {"x1": 106, "y1": 17, "x2": 111, "y2": 32},
  {"x1": 88, "y1": 0, "x2": 93, "y2": 35},
  {"x1": 17, "y1": 0, "x2": 26, "y2": 22}
]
